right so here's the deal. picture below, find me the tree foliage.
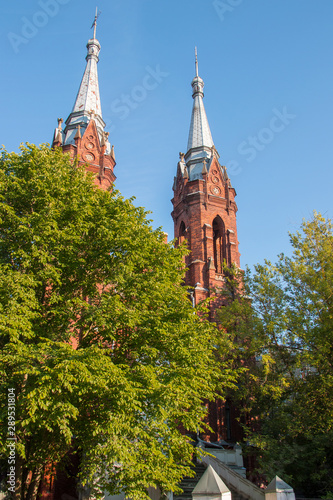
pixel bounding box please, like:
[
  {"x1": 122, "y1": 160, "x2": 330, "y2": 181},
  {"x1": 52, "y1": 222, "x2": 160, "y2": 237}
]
[
  {"x1": 0, "y1": 145, "x2": 234, "y2": 500},
  {"x1": 219, "y1": 214, "x2": 333, "y2": 497}
]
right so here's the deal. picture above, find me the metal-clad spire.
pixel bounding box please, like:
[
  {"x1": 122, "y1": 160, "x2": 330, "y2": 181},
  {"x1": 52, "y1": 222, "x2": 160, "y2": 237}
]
[
  {"x1": 187, "y1": 48, "x2": 214, "y2": 153},
  {"x1": 185, "y1": 48, "x2": 216, "y2": 179},
  {"x1": 63, "y1": 11, "x2": 106, "y2": 146}
]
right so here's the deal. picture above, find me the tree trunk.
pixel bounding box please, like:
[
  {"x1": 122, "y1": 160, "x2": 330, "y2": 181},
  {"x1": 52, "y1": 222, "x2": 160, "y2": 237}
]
[
  {"x1": 25, "y1": 467, "x2": 42, "y2": 500},
  {"x1": 14, "y1": 455, "x2": 24, "y2": 500}
]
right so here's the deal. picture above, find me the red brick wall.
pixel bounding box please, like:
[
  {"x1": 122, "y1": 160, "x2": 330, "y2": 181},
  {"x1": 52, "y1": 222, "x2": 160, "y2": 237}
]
[
  {"x1": 171, "y1": 157, "x2": 240, "y2": 314},
  {"x1": 171, "y1": 157, "x2": 242, "y2": 443},
  {"x1": 54, "y1": 119, "x2": 116, "y2": 191}
]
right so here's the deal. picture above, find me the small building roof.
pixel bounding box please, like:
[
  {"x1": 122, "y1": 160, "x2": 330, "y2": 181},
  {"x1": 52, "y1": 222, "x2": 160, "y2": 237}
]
[
  {"x1": 266, "y1": 476, "x2": 294, "y2": 493},
  {"x1": 192, "y1": 465, "x2": 230, "y2": 495}
]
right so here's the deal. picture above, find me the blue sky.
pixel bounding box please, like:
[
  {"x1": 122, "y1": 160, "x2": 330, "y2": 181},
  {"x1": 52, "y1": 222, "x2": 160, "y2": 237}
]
[{"x1": 2, "y1": 0, "x2": 333, "y2": 269}]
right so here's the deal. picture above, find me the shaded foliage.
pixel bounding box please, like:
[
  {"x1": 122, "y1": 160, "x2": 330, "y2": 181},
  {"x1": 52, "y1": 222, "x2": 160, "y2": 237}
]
[{"x1": 218, "y1": 214, "x2": 333, "y2": 497}]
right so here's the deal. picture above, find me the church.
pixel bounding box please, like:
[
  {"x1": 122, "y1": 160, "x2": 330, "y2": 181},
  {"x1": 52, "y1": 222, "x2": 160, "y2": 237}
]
[{"x1": 50, "y1": 15, "x2": 250, "y2": 500}]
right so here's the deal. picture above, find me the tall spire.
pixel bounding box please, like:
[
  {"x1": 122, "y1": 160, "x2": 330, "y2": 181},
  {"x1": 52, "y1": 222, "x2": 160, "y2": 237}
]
[
  {"x1": 51, "y1": 11, "x2": 116, "y2": 191},
  {"x1": 62, "y1": 10, "x2": 106, "y2": 146},
  {"x1": 186, "y1": 48, "x2": 215, "y2": 170}
]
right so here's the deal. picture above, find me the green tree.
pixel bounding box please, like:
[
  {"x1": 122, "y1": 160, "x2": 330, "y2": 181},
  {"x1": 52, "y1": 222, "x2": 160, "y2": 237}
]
[
  {"x1": 219, "y1": 214, "x2": 333, "y2": 497},
  {"x1": 215, "y1": 264, "x2": 265, "y2": 468},
  {"x1": 0, "y1": 145, "x2": 235, "y2": 500}
]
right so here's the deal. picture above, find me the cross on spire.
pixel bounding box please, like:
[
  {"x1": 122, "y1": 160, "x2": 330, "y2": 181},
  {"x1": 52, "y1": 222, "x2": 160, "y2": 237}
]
[{"x1": 91, "y1": 7, "x2": 101, "y2": 39}]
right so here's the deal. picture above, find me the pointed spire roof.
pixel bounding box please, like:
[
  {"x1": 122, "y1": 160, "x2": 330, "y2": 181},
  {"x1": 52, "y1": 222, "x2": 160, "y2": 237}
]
[
  {"x1": 266, "y1": 476, "x2": 294, "y2": 493},
  {"x1": 186, "y1": 48, "x2": 214, "y2": 160},
  {"x1": 265, "y1": 476, "x2": 295, "y2": 500},
  {"x1": 63, "y1": 10, "x2": 107, "y2": 146},
  {"x1": 192, "y1": 465, "x2": 231, "y2": 497},
  {"x1": 184, "y1": 48, "x2": 219, "y2": 182}
]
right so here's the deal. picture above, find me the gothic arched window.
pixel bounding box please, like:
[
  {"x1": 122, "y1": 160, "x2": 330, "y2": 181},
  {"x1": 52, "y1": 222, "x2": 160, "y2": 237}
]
[
  {"x1": 212, "y1": 216, "x2": 226, "y2": 273},
  {"x1": 179, "y1": 221, "x2": 186, "y2": 244}
]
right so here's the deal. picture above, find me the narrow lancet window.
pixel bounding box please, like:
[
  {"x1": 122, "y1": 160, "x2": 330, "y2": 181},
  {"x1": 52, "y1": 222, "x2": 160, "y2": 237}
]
[
  {"x1": 213, "y1": 216, "x2": 227, "y2": 273},
  {"x1": 179, "y1": 221, "x2": 186, "y2": 245}
]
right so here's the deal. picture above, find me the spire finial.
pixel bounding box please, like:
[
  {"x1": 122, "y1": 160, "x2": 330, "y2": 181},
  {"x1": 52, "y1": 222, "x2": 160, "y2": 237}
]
[
  {"x1": 195, "y1": 46, "x2": 199, "y2": 77},
  {"x1": 91, "y1": 7, "x2": 100, "y2": 39}
]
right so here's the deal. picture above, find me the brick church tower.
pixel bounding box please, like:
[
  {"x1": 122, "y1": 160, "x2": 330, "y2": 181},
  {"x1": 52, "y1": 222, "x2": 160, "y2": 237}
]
[
  {"x1": 52, "y1": 13, "x2": 116, "y2": 192},
  {"x1": 171, "y1": 51, "x2": 242, "y2": 443},
  {"x1": 171, "y1": 50, "x2": 240, "y2": 313},
  {"x1": 40, "y1": 18, "x2": 117, "y2": 499}
]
